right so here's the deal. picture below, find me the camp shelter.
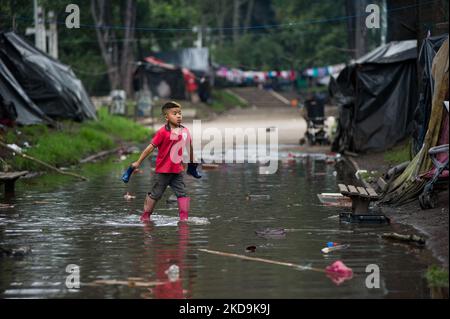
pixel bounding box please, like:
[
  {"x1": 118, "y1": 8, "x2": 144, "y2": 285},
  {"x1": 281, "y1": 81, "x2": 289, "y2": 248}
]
[
  {"x1": 381, "y1": 37, "x2": 449, "y2": 205},
  {"x1": 330, "y1": 40, "x2": 418, "y2": 153},
  {"x1": 0, "y1": 58, "x2": 54, "y2": 126},
  {"x1": 153, "y1": 48, "x2": 210, "y2": 74},
  {"x1": 134, "y1": 57, "x2": 187, "y2": 100},
  {"x1": 0, "y1": 32, "x2": 96, "y2": 122},
  {"x1": 412, "y1": 34, "x2": 448, "y2": 155}
]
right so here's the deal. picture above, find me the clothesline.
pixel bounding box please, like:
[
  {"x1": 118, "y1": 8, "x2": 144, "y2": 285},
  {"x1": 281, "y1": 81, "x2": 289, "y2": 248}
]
[{"x1": 214, "y1": 63, "x2": 346, "y2": 84}]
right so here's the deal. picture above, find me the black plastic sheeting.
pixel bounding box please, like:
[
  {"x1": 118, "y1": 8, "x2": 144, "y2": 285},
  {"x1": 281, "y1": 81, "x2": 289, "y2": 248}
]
[
  {"x1": 133, "y1": 63, "x2": 186, "y2": 100},
  {"x1": 0, "y1": 32, "x2": 96, "y2": 122},
  {"x1": 412, "y1": 34, "x2": 449, "y2": 155},
  {"x1": 1, "y1": 58, "x2": 55, "y2": 126},
  {"x1": 154, "y1": 48, "x2": 210, "y2": 73},
  {"x1": 330, "y1": 40, "x2": 418, "y2": 153}
]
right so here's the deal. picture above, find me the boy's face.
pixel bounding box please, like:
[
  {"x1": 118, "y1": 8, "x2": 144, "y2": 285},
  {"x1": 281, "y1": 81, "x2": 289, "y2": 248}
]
[{"x1": 165, "y1": 107, "x2": 182, "y2": 126}]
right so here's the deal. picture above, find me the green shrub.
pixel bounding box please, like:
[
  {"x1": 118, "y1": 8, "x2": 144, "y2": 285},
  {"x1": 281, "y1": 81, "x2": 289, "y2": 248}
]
[{"x1": 425, "y1": 266, "x2": 449, "y2": 288}]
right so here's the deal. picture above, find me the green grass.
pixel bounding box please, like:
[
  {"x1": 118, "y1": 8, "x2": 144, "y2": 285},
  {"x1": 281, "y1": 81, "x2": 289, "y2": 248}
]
[
  {"x1": 358, "y1": 170, "x2": 382, "y2": 183},
  {"x1": 5, "y1": 108, "x2": 152, "y2": 171},
  {"x1": 211, "y1": 89, "x2": 248, "y2": 113},
  {"x1": 85, "y1": 108, "x2": 150, "y2": 141},
  {"x1": 425, "y1": 266, "x2": 449, "y2": 288},
  {"x1": 384, "y1": 142, "x2": 412, "y2": 165}
]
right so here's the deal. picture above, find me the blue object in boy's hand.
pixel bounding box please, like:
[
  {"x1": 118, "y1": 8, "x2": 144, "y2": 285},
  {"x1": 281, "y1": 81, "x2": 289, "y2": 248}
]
[
  {"x1": 122, "y1": 165, "x2": 135, "y2": 183},
  {"x1": 187, "y1": 163, "x2": 201, "y2": 179}
]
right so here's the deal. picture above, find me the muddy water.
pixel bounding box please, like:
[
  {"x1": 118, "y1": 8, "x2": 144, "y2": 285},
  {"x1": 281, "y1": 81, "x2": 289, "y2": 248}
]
[{"x1": 0, "y1": 147, "x2": 434, "y2": 298}]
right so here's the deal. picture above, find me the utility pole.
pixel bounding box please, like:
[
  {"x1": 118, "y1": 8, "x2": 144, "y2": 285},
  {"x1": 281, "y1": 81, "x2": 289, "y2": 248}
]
[
  {"x1": 193, "y1": 26, "x2": 203, "y2": 48},
  {"x1": 26, "y1": 1, "x2": 59, "y2": 58},
  {"x1": 35, "y1": 1, "x2": 47, "y2": 52},
  {"x1": 26, "y1": 0, "x2": 47, "y2": 52},
  {"x1": 47, "y1": 10, "x2": 58, "y2": 59},
  {"x1": 354, "y1": 0, "x2": 368, "y2": 58},
  {"x1": 381, "y1": 0, "x2": 387, "y2": 45}
]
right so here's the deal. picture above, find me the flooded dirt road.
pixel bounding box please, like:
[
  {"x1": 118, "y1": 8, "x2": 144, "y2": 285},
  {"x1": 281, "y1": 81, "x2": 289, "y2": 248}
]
[{"x1": 0, "y1": 146, "x2": 435, "y2": 298}]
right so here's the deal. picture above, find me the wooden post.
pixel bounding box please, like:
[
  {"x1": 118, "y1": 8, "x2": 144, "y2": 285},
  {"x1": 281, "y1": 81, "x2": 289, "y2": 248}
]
[{"x1": 4, "y1": 180, "x2": 15, "y2": 195}]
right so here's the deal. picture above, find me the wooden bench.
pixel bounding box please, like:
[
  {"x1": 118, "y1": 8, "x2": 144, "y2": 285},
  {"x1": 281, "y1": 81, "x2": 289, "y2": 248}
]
[
  {"x1": 338, "y1": 184, "x2": 379, "y2": 214},
  {"x1": 0, "y1": 171, "x2": 28, "y2": 196}
]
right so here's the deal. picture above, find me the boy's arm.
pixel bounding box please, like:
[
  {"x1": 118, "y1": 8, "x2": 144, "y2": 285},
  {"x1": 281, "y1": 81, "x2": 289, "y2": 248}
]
[
  {"x1": 190, "y1": 140, "x2": 194, "y2": 163},
  {"x1": 132, "y1": 144, "x2": 155, "y2": 168}
]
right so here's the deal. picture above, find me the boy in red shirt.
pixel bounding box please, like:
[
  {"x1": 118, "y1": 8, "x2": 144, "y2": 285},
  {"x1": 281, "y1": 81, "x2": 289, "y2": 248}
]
[{"x1": 131, "y1": 101, "x2": 201, "y2": 222}]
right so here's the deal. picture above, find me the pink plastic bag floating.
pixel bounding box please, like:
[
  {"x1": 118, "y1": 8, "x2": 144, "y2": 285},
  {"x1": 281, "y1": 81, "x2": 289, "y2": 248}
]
[{"x1": 325, "y1": 260, "x2": 353, "y2": 285}]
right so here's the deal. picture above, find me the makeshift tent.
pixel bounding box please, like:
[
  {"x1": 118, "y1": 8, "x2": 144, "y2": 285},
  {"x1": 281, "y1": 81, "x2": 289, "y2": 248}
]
[
  {"x1": 154, "y1": 48, "x2": 210, "y2": 73},
  {"x1": 0, "y1": 58, "x2": 54, "y2": 126},
  {"x1": 381, "y1": 37, "x2": 449, "y2": 205},
  {"x1": 0, "y1": 32, "x2": 96, "y2": 121},
  {"x1": 133, "y1": 57, "x2": 186, "y2": 100},
  {"x1": 330, "y1": 40, "x2": 418, "y2": 153},
  {"x1": 412, "y1": 34, "x2": 448, "y2": 155}
]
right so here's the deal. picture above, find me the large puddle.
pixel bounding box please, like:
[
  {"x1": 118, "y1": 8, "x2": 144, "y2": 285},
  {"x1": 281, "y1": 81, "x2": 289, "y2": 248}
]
[{"x1": 0, "y1": 146, "x2": 435, "y2": 298}]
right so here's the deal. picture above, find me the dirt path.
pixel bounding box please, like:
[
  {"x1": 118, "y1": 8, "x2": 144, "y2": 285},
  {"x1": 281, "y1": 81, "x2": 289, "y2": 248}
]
[{"x1": 183, "y1": 105, "x2": 306, "y2": 145}]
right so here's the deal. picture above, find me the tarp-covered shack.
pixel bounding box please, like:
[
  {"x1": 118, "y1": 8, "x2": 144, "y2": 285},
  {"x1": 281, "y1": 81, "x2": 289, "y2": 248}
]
[
  {"x1": 154, "y1": 48, "x2": 210, "y2": 74},
  {"x1": 412, "y1": 34, "x2": 448, "y2": 155},
  {"x1": 330, "y1": 40, "x2": 418, "y2": 153},
  {"x1": 0, "y1": 32, "x2": 96, "y2": 122},
  {"x1": 1, "y1": 58, "x2": 54, "y2": 126},
  {"x1": 133, "y1": 57, "x2": 187, "y2": 100}
]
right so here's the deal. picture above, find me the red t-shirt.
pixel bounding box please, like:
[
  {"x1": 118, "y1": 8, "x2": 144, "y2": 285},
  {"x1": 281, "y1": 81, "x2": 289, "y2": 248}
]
[{"x1": 151, "y1": 124, "x2": 191, "y2": 173}]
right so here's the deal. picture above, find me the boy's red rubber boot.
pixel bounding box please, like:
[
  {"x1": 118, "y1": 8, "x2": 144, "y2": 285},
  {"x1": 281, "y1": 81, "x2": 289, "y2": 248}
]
[
  {"x1": 140, "y1": 211, "x2": 152, "y2": 222},
  {"x1": 177, "y1": 197, "x2": 190, "y2": 221}
]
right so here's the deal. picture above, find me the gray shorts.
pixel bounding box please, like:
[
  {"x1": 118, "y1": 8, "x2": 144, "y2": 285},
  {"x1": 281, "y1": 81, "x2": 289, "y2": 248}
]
[{"x1": 148, "y1": 173, "x2": 186, "y2": 200}]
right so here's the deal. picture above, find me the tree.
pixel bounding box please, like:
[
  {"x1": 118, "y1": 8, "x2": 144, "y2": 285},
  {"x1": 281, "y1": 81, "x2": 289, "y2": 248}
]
[{"x1": 91, "y1": 0, "x2": 136, "y2": 96}]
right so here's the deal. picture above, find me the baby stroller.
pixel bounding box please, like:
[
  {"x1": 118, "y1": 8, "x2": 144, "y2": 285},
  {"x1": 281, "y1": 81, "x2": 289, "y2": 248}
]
[
  {"x1": 302, "y1": 93, "x2": 328, "y2": 145},
  {"x1": 418, "y1": 102, "x2": 449, "y2": 209},
  {"x1": 418, "y1": 144, "x2": 449, "y2": 209}
]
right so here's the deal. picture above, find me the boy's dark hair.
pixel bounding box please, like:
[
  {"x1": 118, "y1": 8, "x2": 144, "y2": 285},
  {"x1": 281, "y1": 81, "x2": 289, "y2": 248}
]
[{"x1": 162, "y1": 101, "x2": 182, "y2": 115}]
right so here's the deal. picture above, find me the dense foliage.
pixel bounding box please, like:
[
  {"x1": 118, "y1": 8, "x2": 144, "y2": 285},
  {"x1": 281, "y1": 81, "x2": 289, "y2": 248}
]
[{"x1": 0, "y1": 0, "x2": 410, "y2": 94}]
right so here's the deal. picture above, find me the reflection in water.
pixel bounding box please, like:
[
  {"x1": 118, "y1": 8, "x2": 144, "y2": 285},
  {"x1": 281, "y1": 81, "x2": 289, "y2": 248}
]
[
  {"x1": 0, "y1": 148, "x2": 437, "y2": 298},
  {"x1": 142, "y1": 221, "x2": 191, "y2": 299}
]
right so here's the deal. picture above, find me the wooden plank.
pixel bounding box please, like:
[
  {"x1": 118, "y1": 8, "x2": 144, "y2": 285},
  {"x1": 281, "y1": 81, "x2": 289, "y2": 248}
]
[
  {"x1": 366, "y1": 187, "x2": 379, "y2": 199},
  {"x1": 347, "y1": 185, "x2": 359, "y2": 195},
  {"x1": 79, "y1": 148, "x2": 119, "y2": 164},
  {"x1": 377, "y1": 177, "x2": 387, "y2": 192},
  {"x1": 357, "y1": 187, "x2": 369, "y2": 197},
  {"x1": 338, "y1": 184, "x2": 349, "y2": 195},
  {"x1": 0, "y1": 171, "x2": 28, "y2": 180}
]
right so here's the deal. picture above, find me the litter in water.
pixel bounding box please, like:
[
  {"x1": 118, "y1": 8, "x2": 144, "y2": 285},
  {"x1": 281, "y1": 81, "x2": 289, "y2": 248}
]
[
  {"x1": 199, "y1": 248, "x2": 354, "y2": 285},
  {"x1": 255, "y1": 228, "x2": 286, "y2": 239},
  {"x1": 325, "y1": 260, "x2": 353, "y2": 285},
  {"x1": 246, "y1": 194, "x2": 271, "y2": 200},
  {"x1": 317, "y1": 193, "x2": 352, "y2": 208},
  {"x1": 245, "y1": 245, "x2": 257, "y2": 253},
  {"x1": 123, "y1": 192, "x2": 136, "y2": 200},
  {"x1": 201, "y1": 163, "x2": 219, "y2": 170},
  {"x1": 321, "y1": 244, "x2": 350, "y2": 254},
  {"x1": 165, "y1": 264, "x2": 180, "y2": 282}
]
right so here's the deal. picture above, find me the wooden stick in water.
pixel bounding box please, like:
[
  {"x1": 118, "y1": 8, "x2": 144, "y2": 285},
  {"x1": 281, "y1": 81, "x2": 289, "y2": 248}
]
[{"x1": 199, "y1": 248, "x2": 325, "y2": 273}]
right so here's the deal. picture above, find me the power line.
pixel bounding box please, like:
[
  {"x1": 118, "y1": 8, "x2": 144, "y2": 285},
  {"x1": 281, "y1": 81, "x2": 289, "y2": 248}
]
[{"x1": 0, "y1": 0, "x2": 442, "y2": 33}]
